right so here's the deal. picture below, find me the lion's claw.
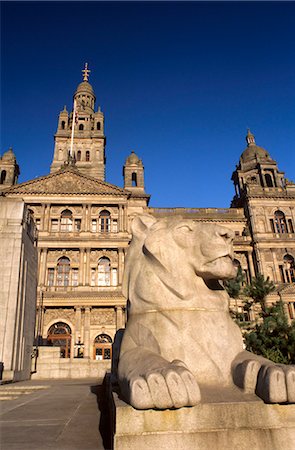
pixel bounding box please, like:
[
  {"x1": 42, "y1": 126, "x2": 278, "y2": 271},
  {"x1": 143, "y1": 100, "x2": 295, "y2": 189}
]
[{"x1": 130, "y1": 362, "x2": 201, "y2": 409}]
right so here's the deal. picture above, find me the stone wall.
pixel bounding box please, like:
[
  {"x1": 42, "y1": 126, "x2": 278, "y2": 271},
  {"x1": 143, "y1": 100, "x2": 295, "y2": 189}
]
[
  {"x1": 31, "y1": 347, "x2": 110, "y2": 379},
  {"x1": 0, "y1": 199, "x2": 38, "y2": 381}
]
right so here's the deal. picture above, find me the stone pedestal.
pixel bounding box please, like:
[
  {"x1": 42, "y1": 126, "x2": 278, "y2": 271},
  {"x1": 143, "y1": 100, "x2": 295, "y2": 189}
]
[{"x1": 107, "y1": 377, "x2": 295, "y2": 450}]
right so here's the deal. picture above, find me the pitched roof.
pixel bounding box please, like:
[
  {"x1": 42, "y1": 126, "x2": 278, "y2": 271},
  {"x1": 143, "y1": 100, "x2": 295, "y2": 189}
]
[{"x1": 1, "y1": 167, "x2": 130, "y2": 197}]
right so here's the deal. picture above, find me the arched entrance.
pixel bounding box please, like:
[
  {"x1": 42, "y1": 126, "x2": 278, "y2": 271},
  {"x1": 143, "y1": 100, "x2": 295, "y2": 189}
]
[
  {"x1": 47, "y1": 322, "x2": 72, "y2": 358},
  {"x1": 93, "y1": 334, "x2": 112, "y2": 360}
]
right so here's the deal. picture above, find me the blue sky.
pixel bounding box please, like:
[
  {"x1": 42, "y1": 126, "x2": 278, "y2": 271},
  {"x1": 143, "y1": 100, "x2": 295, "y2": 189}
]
[{"x1": 1, "y1": 1, "x2": 295, "y2": 207}]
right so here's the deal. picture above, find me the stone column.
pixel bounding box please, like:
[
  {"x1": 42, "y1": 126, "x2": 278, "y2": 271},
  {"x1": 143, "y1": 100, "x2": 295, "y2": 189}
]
[
  {"x1": 82, "y1": 249, "x2": 87, "y2": 286},
  {"x1": 79, "y1": 249, "x2": 84, "y2": 285},
  {"x1": 85, "y1": 249, "x2": 90, "y2": 286},
  {"x1": 118, "y1": 248, "x2": 123, "y2": 285},
  {"x1": 83, "y1": 307, "x2": 91, "y2": 359},
  {"x1": 82, "y1": 205, "x2": 87, "y2": 231},
  {"x1": 74, "y1": 307, "x2": 82, "y2": 357},
  {"x1": 247, "y1": 251, "x2": 255, "y2": 279},
  {"x1": 39, "y1": 249, "x2": 48, "y2": 286},
  {"x1": 119, "y1": 205, "x2": 123, "y2": 232},
  {"x1": 41, "y1": 203, "x2": 46, "y2": 230},
  {"x1": 115, "y1": 306, "x2": 124, "y2": 330},
  {"x1": 86, "y1": 205, "x2": 91, "y2": 232},
  {"x1": 45, "y1": 204, "x2": 51, "y2": 231},
  {"x1": 271, "y1": 249, "x2": 281, "y2": 283}
]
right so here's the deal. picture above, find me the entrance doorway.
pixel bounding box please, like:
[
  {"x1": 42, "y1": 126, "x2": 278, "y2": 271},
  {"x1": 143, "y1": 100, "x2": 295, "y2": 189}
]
[
  {"x1": 93, "y1": 334, "x2": 112, "y2": 360},
  {"x1": 47, "y1": 322, "x2": 72, "y2": 358}
]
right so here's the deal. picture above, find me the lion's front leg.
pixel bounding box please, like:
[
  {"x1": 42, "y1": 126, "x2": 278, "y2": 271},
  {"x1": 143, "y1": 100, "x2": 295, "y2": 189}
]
[
  {"x1": 232, "y1": 350, "x2": 295, "y2": 403},
  {"x1": 118, "y1": 349, "x2": 201, "y2": 409}
]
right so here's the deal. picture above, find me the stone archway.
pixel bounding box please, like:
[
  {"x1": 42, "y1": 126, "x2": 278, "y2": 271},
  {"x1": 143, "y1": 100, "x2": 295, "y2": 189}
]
[
  {"x1": 47, "y1": 322, "x2": 72, "y2": 358},
  {"x1": 93, "y1": 333, "x2": 112, "y2": 360}
]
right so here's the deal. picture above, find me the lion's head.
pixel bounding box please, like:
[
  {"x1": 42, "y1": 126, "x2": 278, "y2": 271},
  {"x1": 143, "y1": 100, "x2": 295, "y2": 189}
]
[{"x1": 123, "y1": 215, "x2": 237, "y2": 300}]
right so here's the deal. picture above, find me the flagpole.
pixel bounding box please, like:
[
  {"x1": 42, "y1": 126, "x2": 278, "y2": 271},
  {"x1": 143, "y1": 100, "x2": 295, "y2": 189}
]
[{"x1": 70, "y1": 99, "x2": 77, "y2": 158}]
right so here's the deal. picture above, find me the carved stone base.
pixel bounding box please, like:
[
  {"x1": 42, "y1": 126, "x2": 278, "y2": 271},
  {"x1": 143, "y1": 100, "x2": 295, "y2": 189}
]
[{"x1": 106, "y1": 375, "x2": 295, "y2": 450}]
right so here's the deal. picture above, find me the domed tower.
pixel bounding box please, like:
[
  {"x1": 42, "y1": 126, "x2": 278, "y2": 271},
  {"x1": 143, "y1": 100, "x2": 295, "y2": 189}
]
[
  {"x1": 0, "y1": 147, "x2": 20, "y2": 190},
  {"x1": 123, "y1": 151, "x2": 146, "y2": 192},
  {"x1": 231, "y1": 129, "x2": 285, "y2": 204},
  {"x1": 50, "y1": 63, "x2": 106, "y2": 180},
  {"x1": 231, "y1": 130, "x2": 295, "y2": 284}
]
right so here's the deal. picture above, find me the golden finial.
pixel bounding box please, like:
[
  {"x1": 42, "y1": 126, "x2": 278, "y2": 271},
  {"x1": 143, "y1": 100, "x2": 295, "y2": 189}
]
[{"x1": 82, "y1": 62, "x2": 91, "y2": 82}]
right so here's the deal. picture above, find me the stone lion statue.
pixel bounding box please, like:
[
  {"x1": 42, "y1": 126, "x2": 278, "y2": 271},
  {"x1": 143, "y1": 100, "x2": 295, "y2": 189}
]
[{"x1": 117, "y1": 215, "x2": 295, "y2": 409}]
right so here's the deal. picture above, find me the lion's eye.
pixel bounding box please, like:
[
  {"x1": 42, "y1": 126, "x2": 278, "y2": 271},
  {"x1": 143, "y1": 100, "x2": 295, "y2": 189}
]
[{"x1": 178, "y1": 225, "x2": 193, "y2": 232}]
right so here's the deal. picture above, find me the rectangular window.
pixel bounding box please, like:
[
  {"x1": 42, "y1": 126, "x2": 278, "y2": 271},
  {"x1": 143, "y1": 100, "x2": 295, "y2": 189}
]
[
  {"x1": 60, "y1": 217, "x2": 72, "y2": 232},
  {"x1": 91, "y1": 268, "x2": 96, "y2": 286},
  {"x1": 112, "y1": 220, "x2": 118, "y2": 233},
  {"x1": 74, "y1": 219, "x2": 81, "y2": 232},
  {"x1": 279, "y1": 265, "x2": 285, "y2": 283},
  {"x1": 92, "y1": 219, "x2": 97, "y2": 232},
  {"x1": 72, "y1": 269, "x2": 79, "y2": 286},
  {"x1": 47, "y1": 268, "x2": 55, "y2": 286},
  {"x1": 51, "y1": 219, "x2": 58, "y2": 232},
  {"x1": 112, "y1": 268, "x2": 118, "y2": 286}
]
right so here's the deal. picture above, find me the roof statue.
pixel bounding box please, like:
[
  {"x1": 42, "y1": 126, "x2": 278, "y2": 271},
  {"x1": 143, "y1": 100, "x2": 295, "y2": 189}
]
[{"x1": 82, "y1": 62, "x2": 91, "y2": 82}]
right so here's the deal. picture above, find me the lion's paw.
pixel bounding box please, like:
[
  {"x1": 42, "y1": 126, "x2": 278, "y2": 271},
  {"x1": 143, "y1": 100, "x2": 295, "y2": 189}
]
[
  {"x1": 130, "y1": 361, "x2": 201, "y2": 410},
  {"x1": 256, "y1": 364, "x2": 295, "y2": 404}
]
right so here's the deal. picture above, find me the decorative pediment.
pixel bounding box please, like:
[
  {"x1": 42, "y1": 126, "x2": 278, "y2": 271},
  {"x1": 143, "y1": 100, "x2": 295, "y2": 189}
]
[{"x1": 2, "y1": 167, "x2": 129, "y2": 196}]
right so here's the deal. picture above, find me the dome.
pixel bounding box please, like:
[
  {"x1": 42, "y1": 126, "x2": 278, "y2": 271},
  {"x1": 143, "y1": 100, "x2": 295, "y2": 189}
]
[
  {"x1": 241, "y1": 144, "x2": 272, "y2": 163},
  {"x1": 1, "y1": 147, "x2": 16, "y2": 162},
  {"x1": 240, "y1": 130, "x2": 273, "y2": 163},
  {"x1": 75, "y1": 81, "x2": 95, "y2": 96},
  {"x1": 126, "y1": 151, "x2": 141, "y2": 165}
]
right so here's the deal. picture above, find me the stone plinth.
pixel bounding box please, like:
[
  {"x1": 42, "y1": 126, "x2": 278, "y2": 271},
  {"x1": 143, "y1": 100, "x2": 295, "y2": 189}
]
[
  {"x1": 109, "y1": 380, "x2": 295, "y2": 450},
  {"x1": 31, "y1": 347, "x2": 111, "y2": 379}
]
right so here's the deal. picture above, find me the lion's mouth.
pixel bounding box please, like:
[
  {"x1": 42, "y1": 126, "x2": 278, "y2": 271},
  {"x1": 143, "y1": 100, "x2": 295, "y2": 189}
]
[{"x1": 209, "y1": 253, "x2": 234, "y2": 264}]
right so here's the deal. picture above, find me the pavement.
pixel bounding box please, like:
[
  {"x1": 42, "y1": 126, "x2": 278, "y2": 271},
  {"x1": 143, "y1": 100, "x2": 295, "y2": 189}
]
[{"x1": 0, "y1": 378, "x2": 108, "y2": 450}]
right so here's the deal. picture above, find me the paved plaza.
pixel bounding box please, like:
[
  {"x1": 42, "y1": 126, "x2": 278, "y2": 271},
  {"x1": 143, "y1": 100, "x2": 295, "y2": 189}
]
[{"x1": 0, "y1": 378, "x2": 108, "y2": 450}]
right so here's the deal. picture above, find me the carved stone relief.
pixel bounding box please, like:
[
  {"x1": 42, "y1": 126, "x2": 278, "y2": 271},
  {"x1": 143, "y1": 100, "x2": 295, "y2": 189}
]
[
  {"x1": 90, "y1": 308, "x2": 115, "y2": 325},
  {"x1": 43, "y1": 308, "x2": 75, "y2": 329}
]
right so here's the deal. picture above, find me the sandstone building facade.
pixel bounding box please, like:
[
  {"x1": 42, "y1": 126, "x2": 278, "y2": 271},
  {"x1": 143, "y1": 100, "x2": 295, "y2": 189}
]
[{"x1": 1, "y1": 66, "x2": 294, "y2": 376}]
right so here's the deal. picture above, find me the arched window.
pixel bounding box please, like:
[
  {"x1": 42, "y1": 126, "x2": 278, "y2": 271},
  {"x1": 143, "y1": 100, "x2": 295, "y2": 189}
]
[
  {"x1": 265, "y1": 173, "x2": 273, "y2": 187},
  {"x1": 93, "y1": 333, "x2": 112, "y2": 360},
  {"x1": 60, "y1": 209, "x2": 73, "y2": 232},
  {"x1": 61, "y1": 121, "x2": 65, "y2": 130},
  {"x1": 79, "y1": 124, "x2": 84, "y2": 131},
  {"x1": 56, "y1": 257, "x2": 70, "y2": 286},
  {"x1": 86, "y1": 150, "x2": 90, "y2": 161},
  {"x1": 77, "y1": 150, "x2": 81, "y2": 161},
  {"x1": 132, "y1": 172, "x2": 137, "y2": 187},
  {"x1": 99, "y1": 210, "x2": 110, "y2": 232},
  {"x1": 283, "y1": 254, "x2": 295, "y2": 283},
  {"x1": 97, "y1": 122, "x2": 101, "y2": 130},
  {"x1": 0, "y1": 170, "x2": 6, "y2": 184},
  {"x1": 48, "y1": 322, "x2": 71, "y2": 358},
  {"x1": 98, "y1": 257, "x2": 111, "y2": 286},
  {"x1": 274, "y1": 210, "x2": 287, "y2": 233}
]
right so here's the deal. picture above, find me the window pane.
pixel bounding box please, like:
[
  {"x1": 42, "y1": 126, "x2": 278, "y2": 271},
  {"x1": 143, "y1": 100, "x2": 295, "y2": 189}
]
[
  {"x1": 48, "y1": 268, "x2": 54, "y2": 286},
  {"x1": 72, "y1": 269, "x2": 79, "y2": 286},
  {"x1": 51, "y1": 219, "x2": 58, "y2": 231}
]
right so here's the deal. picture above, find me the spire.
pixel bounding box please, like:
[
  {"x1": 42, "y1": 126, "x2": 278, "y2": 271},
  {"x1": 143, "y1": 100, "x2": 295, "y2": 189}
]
[
  {"x1": 246, "y1": 129, "x2": 256, "y2": 146},
  {"x1": 82, "y1": 62, "x2": 91, "y2": 82}
]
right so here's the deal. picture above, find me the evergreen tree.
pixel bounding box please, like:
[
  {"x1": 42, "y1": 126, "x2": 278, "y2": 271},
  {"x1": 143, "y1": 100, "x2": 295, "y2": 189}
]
[
  {"x1": 244, "y1": 301, "x2": 295, "y2": 364},
  {"x1": 224, "y1": 266, "x2": 244, "y2": 299},
  {"x1": 243, "y1": 273, "x2": 275, "y2": 316}
]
